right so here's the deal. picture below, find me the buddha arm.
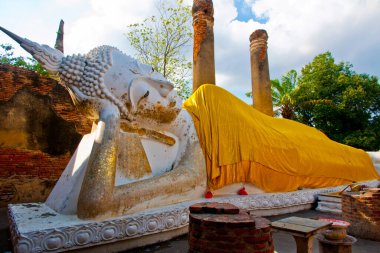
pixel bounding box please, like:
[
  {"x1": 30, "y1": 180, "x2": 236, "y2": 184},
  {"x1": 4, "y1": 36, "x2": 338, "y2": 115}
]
[
  {"x1": 112, "y1": 139, "x2": 206, "y2": 215},
  {"x1": 77, "y1": 103, "x2": 206, "y2": 220},
  {"x1": 77, "y1": 103, "x2": 120, "y2": 219}
]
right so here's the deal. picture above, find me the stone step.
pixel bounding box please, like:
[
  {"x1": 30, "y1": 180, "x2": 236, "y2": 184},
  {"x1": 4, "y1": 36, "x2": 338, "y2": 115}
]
[
  {"x1": 316, "y1": 193, "x2": 343, "y2": 214},
  {"x1": 316, "y1": 204, "x2": 342, "y2": 214},
  {"x1": 317, "y1": 201, "x2": 342, "y2": 210},
  {"x1": 318, "y1": 194, "x2": 342, "y2": 203}
]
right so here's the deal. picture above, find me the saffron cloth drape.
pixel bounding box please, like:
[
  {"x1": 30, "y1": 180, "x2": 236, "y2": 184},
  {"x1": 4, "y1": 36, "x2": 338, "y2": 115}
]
[{"x1": 183, "y1": 84, "x2": 379, "y2": 192}]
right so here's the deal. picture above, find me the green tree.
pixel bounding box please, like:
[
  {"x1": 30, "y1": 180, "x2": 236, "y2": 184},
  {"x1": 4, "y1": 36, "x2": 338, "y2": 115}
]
[
  {"x1": 292, "y1": 52, "x2": 380, "y2": 150},
  {"x1": 125, "y1": 0, "x2": 192, "y2": 99},
  {"x1": 271, "y1": 69, "x2": 297, "y2": 119},
  {"x1": 0, "y1": 43, "x2": 48, "y2": 75},
  {"x1": 246, "y1": 70, "x2": 297, "y2": 119}
]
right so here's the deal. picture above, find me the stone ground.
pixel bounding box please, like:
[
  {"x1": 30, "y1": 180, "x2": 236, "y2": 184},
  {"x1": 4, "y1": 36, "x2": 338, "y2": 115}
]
[{"x1": 1, "y1": 207, "x2": 380, "y2": 253}]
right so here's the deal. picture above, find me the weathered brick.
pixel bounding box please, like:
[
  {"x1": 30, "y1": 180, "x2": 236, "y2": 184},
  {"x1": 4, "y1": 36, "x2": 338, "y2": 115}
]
[
  {"x1": 0, "y1": 64, "x2": 92, "y2": 207},
  {"x1": 253, "y1": 243, "x2": 268, "y2": 250},
  {"x1": 342, "y1": 189, "x2": 380, "y2": 241},
  {"x1": 189, "y1": 202, "x2": 273, "y2": 252}
]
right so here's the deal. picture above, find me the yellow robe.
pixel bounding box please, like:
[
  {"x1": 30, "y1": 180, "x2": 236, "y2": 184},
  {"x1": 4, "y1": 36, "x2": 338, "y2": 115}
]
[{"x1": 183, "y1": 84, "x2": 379, "y2": 192}]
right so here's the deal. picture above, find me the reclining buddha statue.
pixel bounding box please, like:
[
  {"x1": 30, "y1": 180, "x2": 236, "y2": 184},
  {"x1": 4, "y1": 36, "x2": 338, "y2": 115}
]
[{"x1": 1, "y1": 26, "x2": 379, "y2": 220}]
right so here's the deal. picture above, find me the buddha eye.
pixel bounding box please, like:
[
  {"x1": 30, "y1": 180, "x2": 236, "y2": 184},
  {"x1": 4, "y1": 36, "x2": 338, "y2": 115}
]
[
  {"x1": 143, "y1": 90, "x2": 149, "y2": 98},
  {"x1": 130, "y1": 68, "x2": 140, "y2": 74}
]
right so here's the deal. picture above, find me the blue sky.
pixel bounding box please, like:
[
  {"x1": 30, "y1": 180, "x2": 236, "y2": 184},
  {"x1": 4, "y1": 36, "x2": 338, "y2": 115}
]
[
  {"x1": 233, "y1": 0, "x2": 268, "y2": 23},
  {"x1": 1, "y1": 0, "x2": 380, "y2": 103}
]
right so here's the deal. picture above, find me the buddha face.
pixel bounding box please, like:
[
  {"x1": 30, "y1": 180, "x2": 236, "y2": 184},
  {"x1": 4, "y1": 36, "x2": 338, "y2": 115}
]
[
  {"x1": 101, "y1": 49, "x2": 182, "y2": 125},
  {"x1": 128, "y1": 76, "x2": 182, "y2": 124}
]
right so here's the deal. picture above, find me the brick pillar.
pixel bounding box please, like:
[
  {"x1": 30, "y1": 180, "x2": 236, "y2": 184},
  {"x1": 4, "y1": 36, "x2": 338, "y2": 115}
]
[
  {"x1": 249, "y1": 29, "x2": 273, "y2": 116},
  {"x1": 192, "y1": 0, "x2": 216, "y2": 92},
  {"x1": 188, "y1": 202, "x2": 274, "y2": 253}
]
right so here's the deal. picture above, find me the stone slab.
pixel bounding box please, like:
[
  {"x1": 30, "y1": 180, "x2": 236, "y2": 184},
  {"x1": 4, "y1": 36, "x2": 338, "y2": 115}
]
[
  {"x1": 316, "y1": 205, "x2": 342, "y2": 214},
  {"x1": 8, "y1": 180, "x2": 379, "y2": 253},
  {"x1": 318, "y1": 194, "x2": 342, "y2": 203},
  {"x1": 319, "y1": 202, "x2": 342, "y2": 209},
  {"x1": 316, "y1": 207, "x2": 342, "y2": 215}
]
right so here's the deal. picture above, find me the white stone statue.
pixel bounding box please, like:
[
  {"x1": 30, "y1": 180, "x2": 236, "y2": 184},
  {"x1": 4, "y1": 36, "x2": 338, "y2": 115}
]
[
  {"x1": 0, "y1": 26, "x2": 220, "y2": 219},
  {"x1": 2, "y1": 27, "x2": 379, "y2": 221}
]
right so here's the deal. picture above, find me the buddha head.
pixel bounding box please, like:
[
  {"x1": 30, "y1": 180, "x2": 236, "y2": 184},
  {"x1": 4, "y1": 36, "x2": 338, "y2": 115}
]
[{"x1": 0, "y1": 26, "x2": 182, "y2": 125}]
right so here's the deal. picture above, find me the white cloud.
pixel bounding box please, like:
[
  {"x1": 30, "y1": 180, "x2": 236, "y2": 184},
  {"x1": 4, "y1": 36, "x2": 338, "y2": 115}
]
[
  {"x1": 65, "y1": 0, "x2": 158, "y2": 55},
  {"x1": 211, "y1": 0, "x2": 380, "y2": 102},
  {"x1": 212, "y1": 0, "x2": 259, "y2": 103},
  {"x1": 251, "y1": 0, "x2": 380, "y2": 77},
  {"x1": 1, "y1": 0, "x2": 379, "y2": 103}
]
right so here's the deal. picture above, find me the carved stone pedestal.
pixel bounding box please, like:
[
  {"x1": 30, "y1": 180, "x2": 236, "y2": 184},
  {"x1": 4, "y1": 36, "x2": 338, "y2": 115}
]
[
  {"x1": 8, "y1": 202, "x2": 190, "y2": 253},
  {"x1": 8, "y1": 181, "x2": 378, "y2": 253}
]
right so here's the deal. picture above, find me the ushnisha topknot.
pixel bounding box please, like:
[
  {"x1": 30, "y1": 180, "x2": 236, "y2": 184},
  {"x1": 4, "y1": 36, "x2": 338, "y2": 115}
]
[{"x1": 0, "y1": 26, "x2": 63, "y2": 74}]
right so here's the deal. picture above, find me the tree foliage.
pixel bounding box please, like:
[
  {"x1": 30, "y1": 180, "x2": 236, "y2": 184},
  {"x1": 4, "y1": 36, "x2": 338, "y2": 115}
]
[
  {"x1": 271, "y1": 69, "x2": 297, "y2": 119},
  {"x1": 245, "y1": 70, "x2": 297, "y2": 119},
  {"x1": 0, "y1": 44, "x2": 48, "y2": 75},
  {"x1": 292, "y1": 52, "x2": 380, "y2": 150},
  {"x1": 246, "y1": 51, "x2": 380, "y2": 150},
  {"x1": 125, "y1": 0, "x2": 192, "y2": 99}
]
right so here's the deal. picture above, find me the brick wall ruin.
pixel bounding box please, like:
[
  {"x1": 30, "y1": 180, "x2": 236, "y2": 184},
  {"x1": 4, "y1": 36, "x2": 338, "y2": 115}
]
[
  {"x1": 0, "y1": 64, "x2": 92, "y2": 207},
  {"x1": 342, "y1": 188, "x2": 380, "y2": 241}
]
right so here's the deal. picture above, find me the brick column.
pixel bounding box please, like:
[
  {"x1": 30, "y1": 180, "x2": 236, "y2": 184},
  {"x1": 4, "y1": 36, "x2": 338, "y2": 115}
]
[
  {"x1": 249, "y1": 29, "x2": 273, "y2": 116},
  {"x1": 188, "y1": 202, "x2": 274, "y2": 253},
  {"x1": 192, "y1": 0, "x2": 216, "y2": 92}
]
